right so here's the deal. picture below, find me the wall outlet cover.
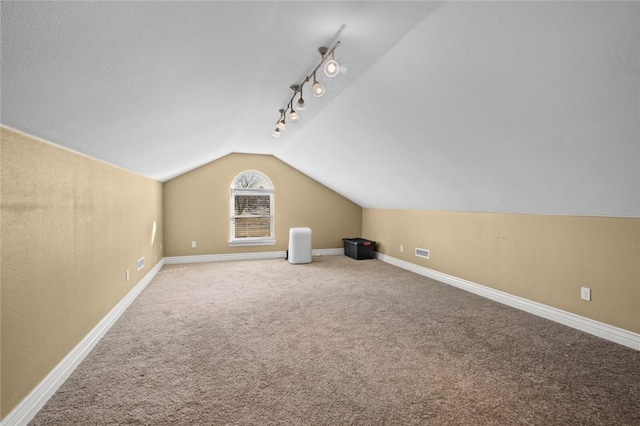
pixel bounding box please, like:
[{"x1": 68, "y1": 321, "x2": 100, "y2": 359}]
[{"x1": 137, "y1": 257, "x2": 144, "y2": 272}]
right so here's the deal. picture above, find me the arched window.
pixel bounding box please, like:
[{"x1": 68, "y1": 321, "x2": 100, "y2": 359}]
[{"x1": 229, "y1": 170, "x2": 275, "y2": 246}]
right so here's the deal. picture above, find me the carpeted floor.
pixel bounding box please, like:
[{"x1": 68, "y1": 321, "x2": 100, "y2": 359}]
[{"x1": 30, "y1": 256, "x2": 640, "y2": 425}]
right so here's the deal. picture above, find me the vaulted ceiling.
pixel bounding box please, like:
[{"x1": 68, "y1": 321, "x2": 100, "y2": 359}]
[{"x1": 2, "y1": 1, "x2": 639, "y2": 217}]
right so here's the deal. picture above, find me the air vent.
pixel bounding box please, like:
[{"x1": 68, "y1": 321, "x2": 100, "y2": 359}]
[{"x1": 415, "y1": 248, "x2": 430, "y2": 259}]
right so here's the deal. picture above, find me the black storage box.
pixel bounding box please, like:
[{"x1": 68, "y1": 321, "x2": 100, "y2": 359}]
[{"x1": 342, "y1": 238, "x2": 376, "y2": 260}]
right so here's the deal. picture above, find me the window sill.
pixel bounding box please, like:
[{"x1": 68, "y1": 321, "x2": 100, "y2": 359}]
[{"x1": 228, "y1": 238, "x2": 277, "y2": 247}]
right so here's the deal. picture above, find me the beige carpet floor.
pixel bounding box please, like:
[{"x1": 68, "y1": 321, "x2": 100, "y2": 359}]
[{"x1": 30, "y1": 255, "x2": 640, "y2": 425}]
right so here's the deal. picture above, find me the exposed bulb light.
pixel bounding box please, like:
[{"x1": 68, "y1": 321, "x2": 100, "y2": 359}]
[
  {"x1": 296, "y1": 90, "x2": 306, "y2": 111},
  {"x1": 312, "y1": 72, "x2": 325, "y2": 97},
  {"x1": 273, "y1": 128, "x2": 281, "y2": 137},
  {"x1": 324, "y1": 60, "x2": 339, "y2": 77},
  {"x1": 312, "y1": 82, "x2": 325, "y2": 97},
  {"x1": 276, "y1": 108, "x2": 286, "y2": 130},
  {"x1": 288, "y1": 87, "x2": 301, "y2": 120},
  {"x1": 324, "y1": 52, "x2": 340, "y2": 77}
]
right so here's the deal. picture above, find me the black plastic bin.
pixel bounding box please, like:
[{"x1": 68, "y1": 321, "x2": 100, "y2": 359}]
[{"x1": 342, "y1": 238, "x2": 376, "y2": 260}]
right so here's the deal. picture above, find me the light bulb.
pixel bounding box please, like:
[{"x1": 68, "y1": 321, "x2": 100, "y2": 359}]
[
  {"x1": 290, "y1": 109, "x2": 299, "y2": 121},
  {"x1": 313, "y1": 81, "x2": 325, "y2": 97},
  {"x1": 324, "y1": 59, "x2": 340, "y2": 77},
  {"x1": 273, "y1": 128, "x2": 280, "y2": 137},
  {"x1": 277, "y1": 119, "x2": 286, "y2": 130}
]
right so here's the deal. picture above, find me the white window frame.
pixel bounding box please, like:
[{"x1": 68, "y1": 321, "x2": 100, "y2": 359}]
[{"x1": 229, "y1": 171, "x2": 276, "y2": 247}]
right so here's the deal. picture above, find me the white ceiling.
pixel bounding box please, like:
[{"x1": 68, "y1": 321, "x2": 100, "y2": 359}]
[{"x1": 2, "y1": 1, "x2": 639, "y2": 217}]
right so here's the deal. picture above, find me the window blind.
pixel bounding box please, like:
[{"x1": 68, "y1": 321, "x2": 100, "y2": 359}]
[{"x1": 233, "y1": 195, "x2": 271, "y2": 238}]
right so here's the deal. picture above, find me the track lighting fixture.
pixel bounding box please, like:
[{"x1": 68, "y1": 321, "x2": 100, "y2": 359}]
[
  {"x1": 276, "y1": 108, "x2": 286, "y2": 130},
  {"x1": 288, "y1": 88, "x2": 300, "y2": 121},
  {"x1": 324, "y1": 51, "x2": 340, "y2": 78},
  {"x1": 312, "y1": 72, "x2": 325, "y2": 97},
  {"x1": 296, "y1": 84, "x2": 306, "y2": 111},
  {"x1": 272, "y1": 41, "x2": 341, "y2": 136},
  {"x1": 273, "y1": 109, "x2": 285, "y2": 136},
  {"x1": 296, "y1": 95, "x2": 305, "y2": 111}
]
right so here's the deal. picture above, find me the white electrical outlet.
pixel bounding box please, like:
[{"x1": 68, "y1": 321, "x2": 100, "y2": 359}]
[
  {"x1": 581, "y1": 287, "x2": 591, "y2": 301},
  {"x1": 192, "y1": 241, "x2": 197, "y2": 248},
  {"x1": 400, "y1": 245, "x2": 404, "y2": 252},
  {"x1": 126, "y1": 270, "x2": 129, "y2": 281}
]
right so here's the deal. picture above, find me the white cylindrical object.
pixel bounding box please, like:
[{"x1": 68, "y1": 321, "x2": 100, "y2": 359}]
[{"x1": 288, "y1": 227, "x2": 312, "y2": 264}]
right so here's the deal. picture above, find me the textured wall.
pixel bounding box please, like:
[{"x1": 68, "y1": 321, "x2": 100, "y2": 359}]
[
  {"x1": 163, "y1": 153, "x2": 362, "y2": 256},
  {"x1": 0, "y1": 128, "x2": 164, "y2": 418},
  {"x1": 363, "y1": 209, "x2": 640, "y2": 333}
]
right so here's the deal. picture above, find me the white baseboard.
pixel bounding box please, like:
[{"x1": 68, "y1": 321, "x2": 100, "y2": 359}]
[
  {"x1": 1, "y1": 259, "x2": 166, "y2": 426},
  {"x1": 164, "y1": 248, "x2": 344, "y2": 264},
  {"x1": 376, "y1": 253, "x2": 639, "y2": 351},
  {"x1": 165, "y1": 251, "x2": 286, "y2": 264},
  {"x1": 313, "y1": 248, "x2": 344, "y2": 256}
]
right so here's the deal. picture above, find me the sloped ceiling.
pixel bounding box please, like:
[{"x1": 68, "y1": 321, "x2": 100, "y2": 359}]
[{"x1": 2, "y1": 1, "x2": 639, "y2": 217}]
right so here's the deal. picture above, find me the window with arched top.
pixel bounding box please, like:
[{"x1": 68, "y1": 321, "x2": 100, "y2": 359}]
[{"x1": 229, "y1": 170, "x2": 275, "y2": 246}]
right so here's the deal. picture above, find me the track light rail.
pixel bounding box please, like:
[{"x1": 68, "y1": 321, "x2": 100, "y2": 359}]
[{"x1": 273, "y1": 41, "x2": 341, "y2": 137}]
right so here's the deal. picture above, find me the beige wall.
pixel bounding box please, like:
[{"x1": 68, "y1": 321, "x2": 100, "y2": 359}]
[
  {"x1": 2, "y1": 129, "x2": 635, "y2": 419},
  {"x1": 363, "y1": 209, "x2": 640, "y2": 333},
  {"x1": 163, "y1": 153, "x2": 362, "y2": 256},
  {"x1": 0, "y1": 128, "x2": 164, "y2": 418}
]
